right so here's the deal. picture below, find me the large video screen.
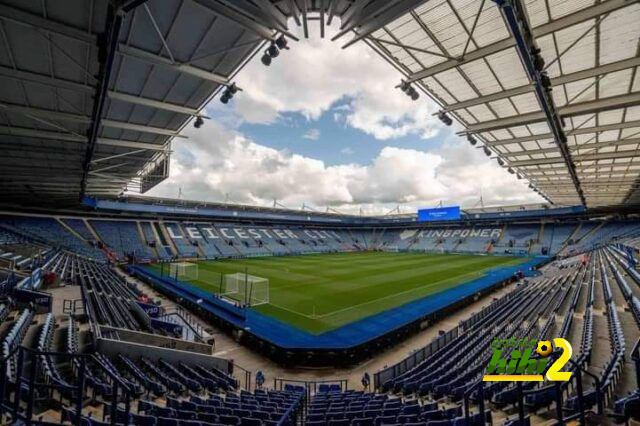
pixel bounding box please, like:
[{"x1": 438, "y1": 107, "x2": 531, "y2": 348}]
[{"x1": 417, "y1": 206, "x2": 461, "y2": 222}]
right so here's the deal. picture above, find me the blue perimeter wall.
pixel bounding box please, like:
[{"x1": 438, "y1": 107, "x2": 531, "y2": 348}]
[{"x1": 129, "y1": 256, "x2": 547, "y2": 350}]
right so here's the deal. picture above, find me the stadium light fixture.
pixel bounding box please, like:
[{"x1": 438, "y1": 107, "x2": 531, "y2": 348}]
[
  {"x1": 467, "y1": 134, "x2": 477, "y2": 145},
  {"x1": 220, "y1": 83, "x2": 239, "y2": 104},
  {"x1": 194, "y1": 116, "x2": 204, "y2": 128},
  {"x1": 531, "y1": 47, "x2": 545, "y2": 72},
  {"x1": 262, "y1": 38, "x2": 288, "y2": 67},
  {"x1": 508, "y1": 168, "x2": 515, "y2": 174},
  {"x1": 497, "y1": 158, "x2": 504, "y2": 166},
  {"x1": 275, "y1": 35, "x2": 288, "y2": 50},
  {"x1": 483, "y1": 146, "x2": 491, "y2": 156},
  {"x1": 399, "y1": 81, "x2": 419, "y2": 101},
  {"x1": 267, "y1": 42, "x2": 279, "y2": 58},
  {"x1": 437, "y1": 111, "x2": 452, "y2": 126},
  {"x1": 540, "y1": 72, "x2": 551, "y2": 90}
]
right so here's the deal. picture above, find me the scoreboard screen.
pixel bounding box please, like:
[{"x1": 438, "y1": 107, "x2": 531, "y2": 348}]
[{"x1": 417, "y1": 206, "x2": 461, "y2": 222}]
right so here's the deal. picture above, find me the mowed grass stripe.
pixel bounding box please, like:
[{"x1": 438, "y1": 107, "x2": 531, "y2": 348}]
[
  {"x1": 269, "y1": 255, "x2": 521, "y2": 324},
  {"x1": 146, "y1": 252, "x2": 527, "y2": 334}
]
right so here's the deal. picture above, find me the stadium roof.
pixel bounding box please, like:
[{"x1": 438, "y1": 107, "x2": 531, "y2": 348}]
[
  {"x1": 362, "y1": 0, "x2": 640, "y2": 208},
  {"x1": 0, "y1": 0, "x2": 267, "y2": 206},
  {"x1": 0, "y1": 0, "x2": 639, "y2": 210}
]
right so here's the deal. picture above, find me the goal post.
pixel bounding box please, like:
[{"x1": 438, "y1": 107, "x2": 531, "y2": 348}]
[
  {"x1": 223, "y1": 273, "x2": 269, "y2": 307},
  {"x1": 169, "y1": 262, "x2": 198, "y2": 281}
]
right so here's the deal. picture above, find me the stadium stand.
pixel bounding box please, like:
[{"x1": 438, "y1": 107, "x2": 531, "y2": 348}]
[
  {"x1": 0, "y1": 216, "x2": 105, "y2": 261},
  {"x1": 0, "y1": 210, "x2": 637, "y2": 425},
  {"x1": 91, "y1": 220, "x2": 154, "y2": 261}
]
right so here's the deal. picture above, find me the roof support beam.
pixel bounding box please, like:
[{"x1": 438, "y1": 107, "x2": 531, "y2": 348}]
[
  {"x1": 101, "y1": 119, "x2": 185, "y2": 137},
  {"x1": 189, "y1": 0, "x2": 276, "y2": 40},
  {"x1": 0, "y1": 103, "x2": 186, "y2": 137},
  {"x1": 122, "y1": 0, "x2": 150, "y2": 13},
  {"x1": 467, "y1": 92, "x2": 640, "y2": 133},
  {"x1": 484, "y1": 120, "x2": 640, "y2": 146},
  {"x1": 0, "y1": 66, "x2": 205, "y2": 117},
  {"x1": 502, "y1": 138, "x2": 640, "y2": 157},
  {"x1": 0, "y1": 126, "x2": 168, "y2": 150},
  {"x1": 509, "y1": 149, "x2": 640, "y2": 167},
  {"x1": 81, "y1": 3, "x2": 123, "y2": 199},
  {"x1": 446, "y1": 56, "x2": 640, "y2": 111},
  {"x1": 0, "y1": 3, "x2": 96, "y2": 44},
  {"x1": 338, "y1": 0, "x2": 430, "y2": 48},
  {"x1": 537, "y1": 180, "x2": 640, "y2": 188},
  {"x1": 0, "y1": 4, "x2": 233, "y2": 87},
  {"x1": 496, "y1": 0, "x2": 585, "y2": 204},
  {"x1": 118, "y1": 44, "x2": 229, "y2": 85},
  {"x1": 406, "y1": 0, "x2": 631, "y2": 82},
  {"x1": 107, "y1": 91, "x2": 206, "y2": 116},
  {"x1": 247, "y1": 0, "x2": 288, "y2": 31}
]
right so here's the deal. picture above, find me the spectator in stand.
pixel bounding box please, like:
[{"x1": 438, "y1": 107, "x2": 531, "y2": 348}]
[
  {"x1": 255, "y1": 370, "x2": 265, "y2": 389},
  {"x1": 361, "y1": 372, "x2": 370, "y2": 390}
]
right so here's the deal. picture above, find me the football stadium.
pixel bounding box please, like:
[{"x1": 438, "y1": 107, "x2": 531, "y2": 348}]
[{"x1": 0, "y1": 0, "x2": 639, "y2": 425}]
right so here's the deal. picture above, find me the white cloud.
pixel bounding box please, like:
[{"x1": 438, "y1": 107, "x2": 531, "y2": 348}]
[
  {"x1": 148, "y1": 121, "x2": 541, "y2": 214},
  {"x1": 340, "y1": 147, "x2": 354, "y2": 155},
  {"x1": 232, "y1": 21, "x2": 442, "y2": 141},
  {"x1": 302, "y1": 128, "x2": 321, "y2": 140}
]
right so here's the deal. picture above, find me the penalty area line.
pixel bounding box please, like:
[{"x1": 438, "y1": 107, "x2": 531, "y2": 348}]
[{"x1": 267, "y1": 301, "x2": 317, "y2": 319}]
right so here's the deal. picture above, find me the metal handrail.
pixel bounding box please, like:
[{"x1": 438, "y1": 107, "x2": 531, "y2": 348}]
[
  {"x1": 1, "y1": 346, "x2": 134, "y2": 426},
  {"x1": 462, "y1": 378, "x2": 485, "y2": 424}
]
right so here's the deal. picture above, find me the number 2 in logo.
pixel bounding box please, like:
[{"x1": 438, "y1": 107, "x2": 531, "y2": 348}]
[{"x1": 545, "y1": 338, "x2": 573, "y2": 381}]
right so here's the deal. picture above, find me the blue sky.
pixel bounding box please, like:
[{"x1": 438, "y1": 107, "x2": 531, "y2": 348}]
[{"x1": 235, "y1": 98, "x2": 452, "y2": 166}]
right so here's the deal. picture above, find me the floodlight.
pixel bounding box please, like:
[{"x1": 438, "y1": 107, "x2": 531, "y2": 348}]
[
  {"x1": 261, "y1": 53, "x2": 272, "y2": 66},
  {"x1": 540, "y1": 72, "x2": 551, "y2": 89},
  {"x1": 531, "y1": 47, "x2": 545, "y2": 71},
  {"x1": 497, "y1": 158, "x2": 504, "y2": 166},
  {"x1": 399, "y1": 81, "x2": 420, "y2": 101},
  {"x1": 437, "y1": 111, "x2": 452, "y2": 126},
  {"x1": 220, "y1": 83, "x2": 238, "y2": 104},
  {"x1": 194, "y1": 116, "x2": 204, "y2": 128},
  {"x1": 267, "y1": 43, "x2": 279, "y2": 58},
  {"x1": 275, "y1": 35, "x2": 288, "y2": 50},
  {"x1": 508, "y1": 168, "x2": 514, "y2": 174},
  {"x1": 467, "y1": 135, "x2": 477, "y2": 145},
  {"x1": 483, "y1": 146, "x2": 491, "y2": 156}
]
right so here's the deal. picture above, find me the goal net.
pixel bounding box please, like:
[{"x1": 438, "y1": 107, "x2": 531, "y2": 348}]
[
  {"x1": 169, "y1": 262, "x2": 198, "y2": 281},
  {"x1": 222, "y1": 273, "x2": 269, "y2": 307}
]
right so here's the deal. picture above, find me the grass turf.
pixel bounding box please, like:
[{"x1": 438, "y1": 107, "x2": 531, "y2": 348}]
[{"x1": 148, "y1": 252, "x2": 527, "y2": 334}]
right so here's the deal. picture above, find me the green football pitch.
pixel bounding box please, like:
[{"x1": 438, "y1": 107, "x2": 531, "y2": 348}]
[{"x1": 148, "y1": 252, "x2": 527, "y2": 334}]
